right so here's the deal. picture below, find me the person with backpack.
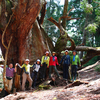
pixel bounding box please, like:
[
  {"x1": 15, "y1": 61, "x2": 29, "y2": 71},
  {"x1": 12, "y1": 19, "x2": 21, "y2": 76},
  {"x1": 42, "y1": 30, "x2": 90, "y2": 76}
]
[
  {"x1": 60, "y1": 50, "x2": 70, "y2": 80},
  {"x1": 40, "y1": 51, "x2": 50, "y2": 81},
  {"x1": 49, "y1": 52, "x2": 60, "y2": 79},
  {"x1": 70, "y1": 50, "x2": 81, "y2": 82},
  {"x1": 31, "y1": 59, "x2": 41, "y2": 88}
]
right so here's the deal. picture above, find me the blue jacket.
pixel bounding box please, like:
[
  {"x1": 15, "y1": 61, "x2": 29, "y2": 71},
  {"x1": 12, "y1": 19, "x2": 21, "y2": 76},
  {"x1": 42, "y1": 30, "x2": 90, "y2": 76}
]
[{"x1": 60, "y1": 55, "x2": 70, "y2": 65}]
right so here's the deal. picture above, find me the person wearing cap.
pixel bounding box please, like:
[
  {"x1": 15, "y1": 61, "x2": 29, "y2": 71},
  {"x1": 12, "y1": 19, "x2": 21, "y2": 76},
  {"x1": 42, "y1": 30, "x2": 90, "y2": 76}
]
[
  {"x1": 40, "y1": 51, "x2": 50, "y2": 80},
  {"x1": 70, "y1": 50, "x2": 81, "y2": 82},
  {"x1": 15, "y1": 59, "x2": 33, "y2": 91},
  {"x1": 31, "y1": 59, "x2": 41, "y2": 88},
  {"x1": 60, "y1": 50, "x2": 70, "y2": 80},
  {"x1": 49, "y1": 52, "x2": 60, "y2": 79}
]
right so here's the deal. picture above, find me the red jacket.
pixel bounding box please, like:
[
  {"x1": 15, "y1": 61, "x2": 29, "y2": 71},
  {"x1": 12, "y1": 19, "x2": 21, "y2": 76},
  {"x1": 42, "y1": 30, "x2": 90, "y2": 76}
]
[{"x1": 49, "y1": 56, "x2": 59, "y2": 66}]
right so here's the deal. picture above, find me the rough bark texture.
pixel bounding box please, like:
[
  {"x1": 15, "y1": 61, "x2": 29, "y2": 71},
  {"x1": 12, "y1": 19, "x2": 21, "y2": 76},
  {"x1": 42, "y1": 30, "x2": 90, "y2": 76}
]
[
  {"x1": 62, "y1": 0, "x2": 68, "y2": 29},
  {"x1": 0, "y1": 0, "x2": 54, "y2": 65}
]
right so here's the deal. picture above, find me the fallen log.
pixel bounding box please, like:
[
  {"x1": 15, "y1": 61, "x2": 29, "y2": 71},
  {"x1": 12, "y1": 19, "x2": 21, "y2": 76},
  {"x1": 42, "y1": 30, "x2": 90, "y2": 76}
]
[{"x1": 65, "y1": 80, "x2": 89, "y2": 89}]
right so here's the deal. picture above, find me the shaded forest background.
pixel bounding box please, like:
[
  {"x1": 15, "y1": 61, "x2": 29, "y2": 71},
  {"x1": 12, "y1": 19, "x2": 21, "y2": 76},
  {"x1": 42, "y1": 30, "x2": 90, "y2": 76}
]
[
  {"x1": 43, "y1": 0, "x2": 100, "y2": 67},
  {"x1": 0, "y1": 0, "x2": 100, "y2": 93},
  {"x1": 0, "y1": 0, "x2": 100, "y2": 66}
]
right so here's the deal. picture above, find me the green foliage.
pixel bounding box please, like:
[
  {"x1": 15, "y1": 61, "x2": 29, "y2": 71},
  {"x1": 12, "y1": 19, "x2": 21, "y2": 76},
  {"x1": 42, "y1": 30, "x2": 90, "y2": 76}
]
[
  {"x1": 95, "y1": 7, "x2": 100, "y2": 16},
  {"x1": 95, "y1": 16, "x2": 100, "y2": 24},
  {"x1": 43, "y1": 0, "x2": 63, "y2": 42},
  {"x1": 83, "y1": 56, "x2": 100, "y2": 67},
  {"x1": 38, "y1": 84, "x2": 51, "y2": 90},
  {"x1": 85, "y1": 23, "x2": 98, "y2": 33},
  {"x1": 95, "y1": 65, "x2": 100, "y2": 72},
  {"x1": 71, "y1": 34, "x2": 82, "y2": 45},
  {"x1": 80, "y1": 0, "x2": 93, "y2": 14}
]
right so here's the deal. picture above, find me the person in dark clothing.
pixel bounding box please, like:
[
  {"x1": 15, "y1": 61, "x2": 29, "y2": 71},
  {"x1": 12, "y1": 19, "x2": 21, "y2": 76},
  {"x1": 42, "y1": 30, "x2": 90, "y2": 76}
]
[
  {"x1": 60, "y1": 50, "x2": 70, "y2": 80},
  {"x1": 31, "y1": 59, "x2": 41, "y2": 88}
]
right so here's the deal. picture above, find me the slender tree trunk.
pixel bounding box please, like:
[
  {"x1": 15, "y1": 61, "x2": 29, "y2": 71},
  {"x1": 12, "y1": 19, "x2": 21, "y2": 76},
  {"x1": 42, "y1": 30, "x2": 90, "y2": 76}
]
[
  {"x1": 80, "y1": 15, "x2": 89, "y2": 58},
  {"x1": 62, "y1": 0, "x2": 68, "y2": 29}
]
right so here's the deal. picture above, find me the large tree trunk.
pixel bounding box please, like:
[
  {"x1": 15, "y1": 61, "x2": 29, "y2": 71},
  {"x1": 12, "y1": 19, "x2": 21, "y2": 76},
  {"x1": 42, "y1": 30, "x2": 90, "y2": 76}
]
[
  {"x1": 0, "y1": 0, "x2": 53, "y2": 65},
  {"x1": 0, "y1": 0, "x2": 54, "y2": 92}
]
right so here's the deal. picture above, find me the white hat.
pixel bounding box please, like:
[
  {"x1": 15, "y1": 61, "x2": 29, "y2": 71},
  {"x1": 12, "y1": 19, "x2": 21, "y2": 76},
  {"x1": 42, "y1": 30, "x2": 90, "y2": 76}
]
[
  {"x1": 25, "y1": 59, "x2": 30, "y2": 62},
  {"x1": 52, "y1": 51, "x2": 56, "y2": 54},
  {"x1": 65, "y1": 50, "x2": 69, "y2": 53},
  {"x1": 45, "y1": 51, "x2": 49, "y2": 54},
  {"x1": 37, "y1": 59, "x2": 40, "y2": 62}
]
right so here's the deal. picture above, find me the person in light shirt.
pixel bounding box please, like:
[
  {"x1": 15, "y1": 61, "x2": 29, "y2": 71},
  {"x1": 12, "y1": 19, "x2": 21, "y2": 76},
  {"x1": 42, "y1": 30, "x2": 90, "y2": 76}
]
[
  {"x1": 41, "y1": 51, "x2": 50, "y2": 80},
  {"x1": 31, "y1": 59, "x2": 41, "y2": 88},
  {"x1": 15, "y1": 59, "x2": 33, "y2": 91},
  {"x1": 0, "y1": 65, "x2": 3, "y2": 75},
  {"x1": 0, "y1": 65, "x2": 3, "y2": 89}
]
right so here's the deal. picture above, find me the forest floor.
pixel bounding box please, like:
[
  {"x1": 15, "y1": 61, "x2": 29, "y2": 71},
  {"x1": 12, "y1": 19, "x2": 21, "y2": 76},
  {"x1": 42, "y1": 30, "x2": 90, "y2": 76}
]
[{"x1": 1, "y1": 61, "x2": 100, "y2": 100}]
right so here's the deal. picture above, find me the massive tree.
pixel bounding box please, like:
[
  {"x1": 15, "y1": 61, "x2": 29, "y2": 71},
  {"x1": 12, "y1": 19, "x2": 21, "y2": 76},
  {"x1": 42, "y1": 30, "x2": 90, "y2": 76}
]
[
  {"x1": 0, "y1": 0, "x2": 54, "y2": 93},
  {"x1": 0, "y1": 0, "x2": 54, "y2": 65},
  {"x1": 0, "y1": 0, "x2": 100, "y2": 92}
]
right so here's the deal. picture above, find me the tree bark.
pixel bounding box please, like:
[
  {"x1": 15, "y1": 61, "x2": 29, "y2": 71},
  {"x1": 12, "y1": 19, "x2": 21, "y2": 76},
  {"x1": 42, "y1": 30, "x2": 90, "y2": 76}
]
[
  {"x1": 80, "y1": 14, "x2": 89, "y2": 58},
  {"x1": 62, "y1": 0, "x2": 68, "y2": 29},
  {"x1": 0, "y1": 0, "x2": 53, "y2": 65}
]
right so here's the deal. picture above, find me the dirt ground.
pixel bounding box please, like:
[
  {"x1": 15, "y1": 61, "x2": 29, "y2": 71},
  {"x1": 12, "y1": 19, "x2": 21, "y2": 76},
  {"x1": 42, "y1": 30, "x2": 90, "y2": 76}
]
[{"x1": 1, "y1": 61, "x2": 100, "y2": 100}]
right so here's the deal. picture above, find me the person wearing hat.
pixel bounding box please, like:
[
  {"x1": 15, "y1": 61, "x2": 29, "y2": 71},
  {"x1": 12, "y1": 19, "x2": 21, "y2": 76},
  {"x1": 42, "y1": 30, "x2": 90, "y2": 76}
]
[
  {"x1": 60, "y1": 50, "x2": 70, "y2": 80},
  {"x1": 70, "y1": 50, "x2": 81, "y2": 82},
  {"x1": 15, "y1": 59, "x2": 33, "y2": 91},
  {"x1": 49, "y1": 52, "x2": 60, "y2": 79},
  {"x1": 40, "y1": 51, "x2": 50, "y2": 80},
  {"x1": 31, "y1": 59, "x2": 41, "y2": 88}
]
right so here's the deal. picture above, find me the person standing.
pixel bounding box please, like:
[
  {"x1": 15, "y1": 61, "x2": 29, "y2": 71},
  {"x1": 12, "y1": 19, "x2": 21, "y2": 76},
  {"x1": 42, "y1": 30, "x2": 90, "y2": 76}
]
[
  {"x1": 6, "y1": 63, "x2": 16, "y2": 91},
  {"x1": 40, "y1": 51, "x2": 50, "y2": 80},
  {"x1": 60, "y1": 50, "x2": 70, "y2": 80},
  {"x1": 0, "y1": 65, "x2": 4, "y2": 88},
  {"x1": 70, "y1": 50, "x2": 81, "y2": 82},
  {"x1": 15, "y1": 59, "x2": 33, "y2": 91},
  {"x1": 0, "y1": 65, "x2": 3, "y2": 75},
  {"x1": 49, "y1": 52, "x2": 60, "y2": 79},
  {"x1": 31, "y1": 59, "x2": 40, "y2": 88}
]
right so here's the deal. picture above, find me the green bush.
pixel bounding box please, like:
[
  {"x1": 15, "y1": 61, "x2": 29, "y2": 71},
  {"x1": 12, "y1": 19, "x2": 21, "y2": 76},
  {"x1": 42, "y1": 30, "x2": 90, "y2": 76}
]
[
  {"x1": 83, "y1": 56, "x2": 100, "y2": 67},
  {"x1": 95, "y1": 65, "x2": 100, "y2": 72}
]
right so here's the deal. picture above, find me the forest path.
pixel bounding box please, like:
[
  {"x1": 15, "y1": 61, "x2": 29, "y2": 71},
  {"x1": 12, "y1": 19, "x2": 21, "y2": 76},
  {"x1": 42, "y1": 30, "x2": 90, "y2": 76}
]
[{"x1": 1, "y1": 61, "x2": 100, "y2": 100}]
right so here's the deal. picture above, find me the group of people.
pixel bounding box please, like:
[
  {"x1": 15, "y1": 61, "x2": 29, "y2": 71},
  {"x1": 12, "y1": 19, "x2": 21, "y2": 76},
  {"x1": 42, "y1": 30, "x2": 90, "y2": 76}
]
[
  {"x1": 0, "y1": 50, "x2": 81, "y2": 92},
  {"x1": 60, "y1": 50, "x2": 81, "y2": 81}
]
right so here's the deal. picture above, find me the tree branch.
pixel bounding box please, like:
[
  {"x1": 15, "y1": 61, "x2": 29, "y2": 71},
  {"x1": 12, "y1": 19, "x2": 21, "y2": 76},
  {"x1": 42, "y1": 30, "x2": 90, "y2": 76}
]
[
  {"x1": 48, "y1": 17, "x2": 60, "y2": 29},
  {"x1": 3, "y1": 36, "x2": 12, "y2": 93},
  {"x1": 2, "y1": 13, "x2": 13, "y2": 49},
  {"x1": 59, "y1": 16, "x2": 71, "y2": 23},
  {"x1": 39, "y1": 2, "x2": 47, "y2": 25},
  {"x1": 59, "y1": 16, "x2": 79, "y2": 23},
  {"x1": 67, "y1": 6, "x2": 74, "y2": 15},
  {"x1": 48, "y1": 17, "x2": 76, "y2": 50},
  {"x1": 62, "y1": 0, "x2": 68, "y2": 29},
  {"x1": 2, "y1": 13, "x2": 13, "y2": 93},
  {"x1": 66, "y1": 17, "x2": 80, "y2": 21}
]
